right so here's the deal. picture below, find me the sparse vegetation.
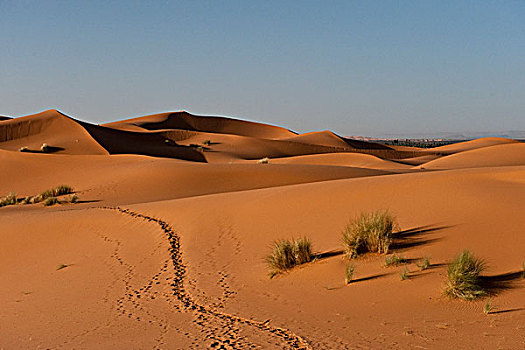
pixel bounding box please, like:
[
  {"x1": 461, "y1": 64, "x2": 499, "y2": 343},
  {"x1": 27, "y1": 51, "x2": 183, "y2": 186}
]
[
  {"x1": 483, "y1": 300, "x2": 493, "y2": 315},
  {"x1": 0, "y1": 185, "x2": 76, "y2": 208},
  {"x1": 40, "y1": 143, "x2": 50, "y2": 153},
  {"x1": 385, "y1": 254, "x2": 409, "y2": 267},
  {"x1": 266, "y1": 237, "x2": 313, "y2": 276},
  {"x1": 345, "y1": 264, "x2": 355, "y2": 284},
  {"x1": 43, "y1": 197, "x2": 59, "y2": 206},
  {"x1": 417, "y1": 256, "x2": 431, "y2": 271},
  {"x1": 0, "y1": 192, "x2": 17, "y2": 207},
  {"x1": 19, "y1": 146, "x2": 29, "y2": 152},
  {"x1": 444, "y1": 250, "x2": 487, "y2": 300},
  {"x1": 400, "y1": 268, "x2": 410, "y2": 281},
  {"x1": 342, "y1": 210, "x2": 398, "y2": 259},
  {"x1": 258, "y1": 157, "x2": 270, "y2": 164},
  {"x1": 203, "y1": 140, "x2": 211, "y2": 146}
]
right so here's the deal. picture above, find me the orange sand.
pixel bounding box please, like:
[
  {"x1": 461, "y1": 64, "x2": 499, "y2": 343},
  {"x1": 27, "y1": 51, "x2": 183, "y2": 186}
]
[{"x1": 1, "y1": 110, "x2": 523, "y2": 349}]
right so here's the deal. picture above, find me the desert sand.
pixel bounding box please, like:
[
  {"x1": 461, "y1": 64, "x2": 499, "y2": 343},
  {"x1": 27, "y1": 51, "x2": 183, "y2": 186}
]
[{"x1": 1, "y1": 110, "x2": 523, "y2": 349}]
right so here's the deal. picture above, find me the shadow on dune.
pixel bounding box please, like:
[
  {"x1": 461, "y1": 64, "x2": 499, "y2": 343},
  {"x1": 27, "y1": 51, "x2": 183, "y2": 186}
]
[
  {"x1": 314, "y1": 249, "x2": 343, "y2": 260},
  {"x1": 390, "y1": 225, "x2": 450, "y2": 251},
  {"x1": 352, "y1": 273, "x2": 390, "y2": 283},
  {"x1": 480, "y1": 271, "x2": 524, "y2": 294},
  {"x1": 487, "y1": 308, "x2": 525, "y2": 315}
]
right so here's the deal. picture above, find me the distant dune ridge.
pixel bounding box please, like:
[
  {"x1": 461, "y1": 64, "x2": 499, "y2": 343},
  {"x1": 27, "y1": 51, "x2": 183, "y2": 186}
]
[{"x1": 1, "y1": 109, "x2": 524, "y2": 349}]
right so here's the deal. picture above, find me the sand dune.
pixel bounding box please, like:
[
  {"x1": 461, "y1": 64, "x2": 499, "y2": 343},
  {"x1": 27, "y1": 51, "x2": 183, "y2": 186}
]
[
  {"x1": 269, "y1": 152, "x2": 413, "y2": 170},
  {"x1": 431, "y1": 136, "x2": 519, "y2": 153},
  {"x1": 417, "y1": 142, "x2": 525, "y2": 169},
  {"x1": 103, "y1": 111, "x2": 297, "y2": 139},
  {"x1": 1, "y1": 109, "x2": 523, "y2": 349}
]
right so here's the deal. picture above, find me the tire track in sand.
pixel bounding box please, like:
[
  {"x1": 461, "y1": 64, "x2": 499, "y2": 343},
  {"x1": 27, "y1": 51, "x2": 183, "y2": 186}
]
[{"x1": 104, "y1": 206, "x2": 311, "y2": 350}]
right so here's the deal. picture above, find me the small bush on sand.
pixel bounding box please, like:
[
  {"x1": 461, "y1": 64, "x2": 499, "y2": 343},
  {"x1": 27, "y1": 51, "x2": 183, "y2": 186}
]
[
  {"x1": 483, "y1": 300, "x2": 493, "y2": 315},
  {"x1": 19, "y1": 146, "x2": 29, "y2": 152},
  {"x1": 21, "y1": 196, "x2": 32, "y2": 204},
  {"x1": 417, "y1": 256, "x2": 431, "y2": 271},
  {"x1": 69, "y1": 194, "x2": 79, "y2": 203},
  {"x1": 400, "y1": 268, "x2": 410, "y2": 281},
  {"x1": 385, "y1": 254, "x2": 409, "y2": 267},
  {"x1": 43, "y1": 197, "x2": 59, "y2": 206},
  {"x1": 342, "y1": 210, "x2": 398, "y2": 259},
  {"x1": 266, "y1": 237, "x2": 313, "y2": 276},
  {"x1": 40, "y1": 143, "x2": 50, "y2": 153},
  {"x1": 444, "y1": 250, "x2": 486, "y2": 300},
  {"x1": 34, "y1": 185, "x2": 73, "y2": 203},
  {"x1": 345, "y1": 264, "x2": 355, "y2": 284},
  {"x1": 51, "y1": 185, "x2": 73, "y2": 196},
  {"x1": 258, "y1": 157, "x2": 270, "y2": 164},
  {"x1": 203, "y1": 140, "x2": 211, "y2": 146},
  {"x1": 0, "y1": 192, "x2": 17, "y2": 207}
]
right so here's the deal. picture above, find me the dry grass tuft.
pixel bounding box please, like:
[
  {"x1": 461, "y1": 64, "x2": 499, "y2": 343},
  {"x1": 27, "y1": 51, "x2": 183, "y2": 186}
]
[
  {"x1": 444, "y1": 250, "x2": 486, "y2": 300},
  {"x1": 258, "y1": 157, "x2": 270, "y2": 164},
  {"x1": 266, "y1": 237, "x2": 313, "y2": 277},
  {"x1": 0, "y1": 192, "x2": 17, "y2": 207},
  {"x1": 342, "y1": 210, "x2": 398, "y2": 259}
]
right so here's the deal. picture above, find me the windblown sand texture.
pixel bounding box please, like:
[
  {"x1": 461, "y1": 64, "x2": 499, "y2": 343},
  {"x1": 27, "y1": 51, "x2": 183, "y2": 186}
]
[{"x1": 1, "y1": 110, "x2": 524, "y2": 349}]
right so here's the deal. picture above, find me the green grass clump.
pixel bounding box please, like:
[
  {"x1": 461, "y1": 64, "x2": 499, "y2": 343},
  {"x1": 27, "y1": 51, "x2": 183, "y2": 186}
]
[
  {"x1": 400, "y1": 268, "x2": 410, "y2": 281},
  {"x1": 43, "y1": 197, "x2": 59, "y2": 206},
  {"x1": 34, "y1": 185, "x2": 73, "y2": 203},
  {"x1": 342, "y1": 210, "x2": 398, "y2": 259},
  {"x1": 0, "y1": 192, "x2": 17, "y2": 207},
  {"x1": 384, "y1": 254, "x2": 409, "y2": 267},
  {"x1": 345, "y1": 264, "x2": 355, "y2": 284},
  {"x1": 417, "y1": 256, "x2": 431, "y2": 271},
  {"x1": 444, "y1": 250, "x2": 487, "y2": 300},
  {"x1": 266, "y1": 237, "x2": 313, "y2": 276},
  {"x1": 483, "y1": 300, "x2": 493, "y2": 315}
]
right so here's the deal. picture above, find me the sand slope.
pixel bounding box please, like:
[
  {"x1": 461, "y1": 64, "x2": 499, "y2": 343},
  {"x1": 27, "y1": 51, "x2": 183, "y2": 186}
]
[{"x1": 1, "y1": 109, "x2": 523, "y2": 349}]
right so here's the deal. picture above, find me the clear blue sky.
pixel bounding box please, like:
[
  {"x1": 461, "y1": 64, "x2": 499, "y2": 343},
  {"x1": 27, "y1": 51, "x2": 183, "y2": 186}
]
[{"x1": 1, "y1": 1, "x2": 524, "y2": 137}]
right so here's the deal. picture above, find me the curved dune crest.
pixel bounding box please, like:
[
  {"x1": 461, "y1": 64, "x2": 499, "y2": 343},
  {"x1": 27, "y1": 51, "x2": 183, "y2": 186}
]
[
  {"x1": 431, "y1": 137, "x2": 519, "y2": 153},
  {"x1": 103, "y1": 111, "x2": 297, "y2": 139},
  {"x1": 0, "y1": 110, "x2": 108, "y2": 155},
  {"x1": 269, "y1": 152, "x2": 412, "y2": 170},
  {"x1": 417, "y1": 142, "x2": 525, "y2": 169}
]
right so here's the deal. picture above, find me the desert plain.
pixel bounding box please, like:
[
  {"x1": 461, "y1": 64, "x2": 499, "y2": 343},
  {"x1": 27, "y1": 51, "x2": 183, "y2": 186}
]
[{"x1": 1, "y1": 109, "x2": 524, "y2": 349}]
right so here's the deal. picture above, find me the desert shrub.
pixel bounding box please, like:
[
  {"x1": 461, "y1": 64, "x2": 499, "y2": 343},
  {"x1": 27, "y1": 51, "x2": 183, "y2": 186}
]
[
  {"x1": 35, "y1": 185, "x2": 73, "y2": 203},
  {"x1": 417, "y1": 256, "x2": 431, "y2": 270},
  {"x1": 21, "y1": 196, "x2": 32, "y2": 204},
  {"x1": 51, "y1": 185, "x2": 73, "y2": 196},
  {"x1": 400, "y1": 268, "x2": 410, "y2": 281},
  {"x1": 385, "y1": 254, "x2": 409, "y2": 267},
  {"x1": 266, "y1": 237, "x2": 313, "y2": 276},
  {"x1": 43, "y1": 197, "x2": 59, "y2": 206},
  {"x1": 345, "y1": 264, "x2": 355, "y2": 284},
  {"x1": 483, "y1": 300, "x2": 493, "y2": 315},
  {"x1": 69, "y1": 194, "x2": 79, "y2": 203},
  {"x1": 444, "y1": 250, "x2": 486, "y2": 300},
  {"x1": 0, "y1": 192, "x2": 17, "y2": 207},
  {"x1": 258, "y1": 157, "x2": 270, "y2": 164},
  {"x1": 40, "y1": 143, "x2": 50, "y2": 153},
  {"x1": 19, "y1": 146, "x2": 29, "y2": 152},
  {"x1": 342, "y1": 210, "x2": 398, "y2": 258},
  {"x1": 203, "y1": 140, "x2": 211, "y2": 146}
]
